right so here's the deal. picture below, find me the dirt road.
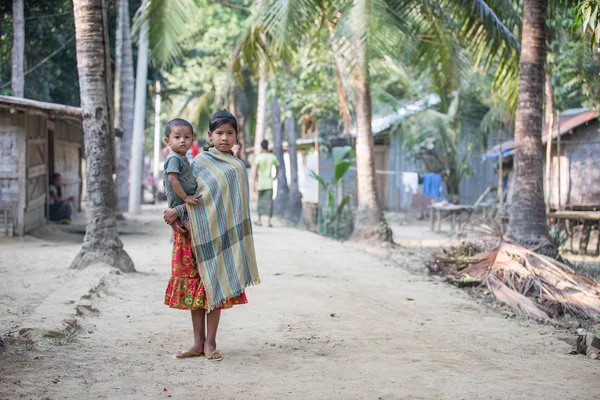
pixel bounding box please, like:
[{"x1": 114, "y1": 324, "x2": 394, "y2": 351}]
[{"x1": 1, "y1": 208, "x2": 598, "y2": 399}]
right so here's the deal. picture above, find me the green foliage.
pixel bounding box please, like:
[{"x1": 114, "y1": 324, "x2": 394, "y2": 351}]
[
  {"x1": 310, "y1": 146, "x2": 354, "y2": 239},
  {"x1": 161, "y1": 2, "x2": 252, "y2": 130},
  {"x1": 0, "y1": 0, "x2": 80, "y2": 104},
  {"x1": 573, "y1": 0, "x2": 600, "y2": 49},
  {"x1": 133, "y1": 0, "x2": 203, "y2": 68},
  {"x1": 403, "y1": 85, "x2": 488, "y2": 197}
]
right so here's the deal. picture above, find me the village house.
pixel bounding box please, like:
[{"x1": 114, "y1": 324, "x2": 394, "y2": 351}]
[{"x1": 0, "y1": 96, "x2": 83, "y2": 236}]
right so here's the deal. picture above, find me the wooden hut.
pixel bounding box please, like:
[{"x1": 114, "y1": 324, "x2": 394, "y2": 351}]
[{"x1": 0, "y1": 96, "x2": 83, "y2": 236}]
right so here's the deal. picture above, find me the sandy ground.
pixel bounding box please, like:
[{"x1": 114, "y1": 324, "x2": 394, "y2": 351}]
[{"x1": 1, "y1": 206, "x2": 599, "y2": 400}]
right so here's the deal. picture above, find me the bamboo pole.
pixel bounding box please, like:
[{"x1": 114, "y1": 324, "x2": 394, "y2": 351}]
[
  {"x1": 557, "y1": 114, "x2": 561, "y2": 211},
  {"x1": 545, "y1": 73, "x2": 554, "y2": 216},
  {"x1": 545, "y1": 111, "x2": 554, "y2": 215},
  {"x1": 497, "y1": 129, "x2": 504, "y2": 215},
  {"x1": 152, "y1": 80, "x2": 161, "y2": 179}
]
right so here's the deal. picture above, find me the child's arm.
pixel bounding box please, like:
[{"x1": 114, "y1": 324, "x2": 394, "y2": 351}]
[{"x1": 167, "y1": 173, "x2": 200, "y2": 206}]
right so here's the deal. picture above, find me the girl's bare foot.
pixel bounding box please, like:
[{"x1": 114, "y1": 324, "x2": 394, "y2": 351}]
[
  {"x1": 174, "y1": 342, "x2": 204, "y2": 359},
  {"x1": 204, "y1": 342, "x2": 223, "y2": 361}
]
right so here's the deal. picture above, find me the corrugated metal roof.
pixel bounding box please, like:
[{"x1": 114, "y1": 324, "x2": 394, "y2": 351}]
[
  {"x1": 541, "y1": 108, "x2": 597, "y2": 143},
  {"x1": 482, "y1": 108, "x2": 598, "y2": 160},
  {"x1": 0, "y1": 95, "x2": 82, "y2": 120}
]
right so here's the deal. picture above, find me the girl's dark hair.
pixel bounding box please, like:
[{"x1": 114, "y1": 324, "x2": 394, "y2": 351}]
[
  {"x1": 209, "y1": 109, "x2": 238, "y2": 133},
  {"x1": 205, "y1": 110, "x2": 238, "y2": 151},
  {"x1": 164, "y1": 118, "x2": 194, "y2": 137}
]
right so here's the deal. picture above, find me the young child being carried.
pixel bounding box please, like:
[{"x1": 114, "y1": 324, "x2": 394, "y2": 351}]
[{"x1": 163, "y1": 119, "x2": 200, "y2": 230}]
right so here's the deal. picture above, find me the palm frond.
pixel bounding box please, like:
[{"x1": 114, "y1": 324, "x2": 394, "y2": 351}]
[{"x1": 133, "y1": 0, "x2": 203, "y2": 68}]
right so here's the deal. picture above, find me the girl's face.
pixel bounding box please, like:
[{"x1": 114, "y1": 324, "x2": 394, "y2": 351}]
[{"x1": 209, "y1": 123, "x2": 237, "y2": 153}]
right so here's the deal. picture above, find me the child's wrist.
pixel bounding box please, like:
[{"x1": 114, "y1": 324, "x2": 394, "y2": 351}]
[{"x1": 175, "y1": 204, "x2": 185, "y2": 217}]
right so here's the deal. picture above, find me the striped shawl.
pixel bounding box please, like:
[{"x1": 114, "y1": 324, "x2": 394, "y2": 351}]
[{"x1": 187, "y1": 148, "x2": 260, "y2": 311}]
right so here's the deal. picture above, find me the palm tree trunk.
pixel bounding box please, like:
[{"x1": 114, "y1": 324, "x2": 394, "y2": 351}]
[
  {"x1": 283, "y1": 103, "x2": 302, "y2": 223},
  {"x1": 229, "y1": 84, "x2": 247, "y2": 160},
  {"x1": 350, "y1": 67, "x2": 390, "y2": 241},
  {"x1": 71, "y1": 0, "x2": 134, "y2": 272},
  {"x1": 116, "y1": 0, "x2": 135, "y2": 211},
  {"x1": 129, "y1": 0, "x2": 149, "y2": 214},
  {"x1": 347, "y1": 4, "x2": 391, "y2": 242},
  {"x1": 11, "y1": 0, "x2": 24, "y2": 97},
  {"x1": 328, "y1": 24, "x2": 352, "y2": 138},
  {"x1": 506, "y1": 0, "x2": 553, "y2": 251},
  {"x1": 271, "y1": 95, "x2": 289, "y2": 216},
  {"x1": 253, "y1": 64, "x2": 268, "y2": 156}
]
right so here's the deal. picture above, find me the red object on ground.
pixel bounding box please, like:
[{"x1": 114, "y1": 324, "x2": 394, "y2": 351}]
[{"x1": 163, "y1": 388, "x2": 168, "y2": 392}]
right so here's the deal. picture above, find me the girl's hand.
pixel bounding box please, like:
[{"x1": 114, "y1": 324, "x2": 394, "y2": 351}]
[
  {"x1": 171, "y1": 220, "x2": 187, "y2": 233},
  {"x1": 184, "y1": 194, "x2": 201, "y2": 206},
  {"x1": 164, "y1": 208, "x2": 179, "y2": 225}
]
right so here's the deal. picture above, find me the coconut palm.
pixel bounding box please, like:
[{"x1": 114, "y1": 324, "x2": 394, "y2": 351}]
[
  {"x1": 128, "y1": 0, "x2": 202, "y2": 213},
  {"x1": 504, "y1": 0, "x2": 552, "y2": 249},
  {"x1": 242, "y1": 0, "x2": 524, "y2": 241},
  {"x1": 71, "y1": 0, "x2": 134, "y2": 271}
]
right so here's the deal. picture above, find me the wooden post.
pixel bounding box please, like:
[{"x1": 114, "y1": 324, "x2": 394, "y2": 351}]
[
  {"x1": 545, "y1": 116, "x2": 554, "y2": 216},
  {"x1": 497, "y1": 130, "x2": 504, "y2": 215},
  {"x1": 556, "y1": 113, "x2": 561, "y2": 211}
]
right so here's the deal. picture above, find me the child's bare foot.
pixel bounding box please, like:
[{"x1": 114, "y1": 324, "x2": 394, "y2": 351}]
[
  {"x1": 173, "y1": 343, "x2": 204, "y2": 359},
  {"x1": 204, "y1": 342, "x2": 223, "y2": 361}
]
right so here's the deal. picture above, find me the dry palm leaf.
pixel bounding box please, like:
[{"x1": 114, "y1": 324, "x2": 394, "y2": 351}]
[{"x1": 457, "y1": 243, "x2": 600, "y2": 322}]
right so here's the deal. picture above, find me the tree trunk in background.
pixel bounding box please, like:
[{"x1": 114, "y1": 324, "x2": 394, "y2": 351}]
[
  {"x1": 506, "y1": 0, "x2": 553, "y2": 251},
  {"x1": 271, "y1": 96, "x2": 289, "y2": 216},
  {"x1": 71, "y1": 0, "x2": 134, "y2": 272},
  {"x1": 129, "y1": 0, "x2": 149, "y2": 214},
  {"x1": 116, "y1": 0, "x2": 135, "y2": 211},
  {"x1": 253, "y1": 64, "x2": 268, "y2": 156},
  {"x1": 328, "y1": 23, "x2": 352, "y2": 138},
  {"x1": 11, "y1": 0, "x2": 24, "y2": 97},
  {"x1": 334, "y1": 59, "x2": 352, "y2": 138},
  {"x1": 347, "y1": 2, "x2": 391, "y2": 242},
  {"x1": 229, "y1": 85, "x2": 246, "y2": 160},
  {"x1": 283, "y1": 100, "x2": 302, "y2": 223}
]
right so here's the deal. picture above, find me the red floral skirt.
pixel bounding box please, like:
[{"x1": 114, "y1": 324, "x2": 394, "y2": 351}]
[{"x1": 164, "y1": 231, "x2": 247, "y2": 310}]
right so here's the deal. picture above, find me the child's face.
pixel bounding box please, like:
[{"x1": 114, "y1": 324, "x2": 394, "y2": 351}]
[
  {"x1": 209, "y1": 123, "x2": 237, "y2": 153},
  {"x1": 164, "y1": 125, "x2": 194, "y2": 156}
]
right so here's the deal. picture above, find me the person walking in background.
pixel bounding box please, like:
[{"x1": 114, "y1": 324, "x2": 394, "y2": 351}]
[{"x1": 252, "y1": 139, "x2": 279, "y2": 227}]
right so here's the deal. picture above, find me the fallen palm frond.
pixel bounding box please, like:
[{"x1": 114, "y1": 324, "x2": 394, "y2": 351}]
[
  {"x1": 433, "y1": 242, "x2": 600, "y2": 322},
  {"x1": 461, "y1": 243, "x2": 600, "y2": 321},
  {"x1": 428, "y1": 242, "x2": 485, "y2": 275}
]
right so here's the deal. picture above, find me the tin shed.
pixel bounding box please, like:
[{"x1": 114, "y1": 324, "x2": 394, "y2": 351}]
[{"x1": 0, "y1": 96, "x2": 83, "y2": 236}]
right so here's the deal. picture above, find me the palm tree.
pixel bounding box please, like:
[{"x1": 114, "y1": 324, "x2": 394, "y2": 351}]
[
  {"x1": 344, "y1": 1, "x2": 391, "y2": 241},
  {"x1": 11, "y1": 0, "x2": 24, "y2": 97},
  {"x1": 128, "y1": 0, "x2": 202, "y2": 213},
  {"x1": 283, "y1": 97, "x2": 303, "y2": 222},
  {"x1": 505, "y1": 0, "x2": 553, "y2": 249},
  {"x1": 71, "y1": 0, "x2": 134, "y2": 272},
  {"x1": 116, "y1": 0, "x2": 135, "y2": 212}
]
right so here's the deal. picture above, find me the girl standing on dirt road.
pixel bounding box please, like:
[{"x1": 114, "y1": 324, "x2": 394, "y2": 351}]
[{"x1": 163, "y1": 110, "x2": 261, "y2": 361}]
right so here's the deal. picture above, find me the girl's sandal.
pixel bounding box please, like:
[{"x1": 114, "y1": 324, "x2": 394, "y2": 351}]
[
  {"x1": 173, "y1": 350, "x2": 204, "y2": 359},
  {"x1": 205, "y1": 349, "x2": 223, "y2": 361}
]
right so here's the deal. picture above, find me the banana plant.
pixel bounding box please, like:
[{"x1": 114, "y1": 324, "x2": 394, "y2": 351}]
[{"x1": 310, "y1": 146, "x2": 354, "y2": 238}]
